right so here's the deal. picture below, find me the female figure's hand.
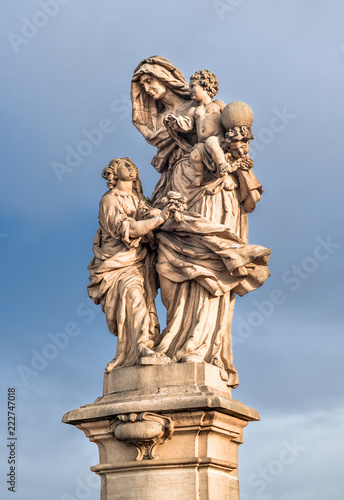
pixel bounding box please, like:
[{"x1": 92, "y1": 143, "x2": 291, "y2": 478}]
[
  {"x1": 159, "y1": 204, "x2": 172, "y2": 221},
  {"x1": 163, "y1": 114, "x2": 178, "y2": 129}
]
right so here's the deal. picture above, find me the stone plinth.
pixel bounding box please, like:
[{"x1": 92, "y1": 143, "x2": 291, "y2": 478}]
[{"x1": 63, "y1": 363, "x2": 259, "y2": 500}]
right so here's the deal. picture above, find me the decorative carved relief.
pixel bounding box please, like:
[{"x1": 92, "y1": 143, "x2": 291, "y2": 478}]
[{"x1": 110, "y1": 412, "x2": 174, "y2": 461}]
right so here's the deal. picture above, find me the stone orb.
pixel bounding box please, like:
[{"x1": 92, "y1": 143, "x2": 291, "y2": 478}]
[{"x1": 222, "y1": 101, "x2": 254, "y2": 130}]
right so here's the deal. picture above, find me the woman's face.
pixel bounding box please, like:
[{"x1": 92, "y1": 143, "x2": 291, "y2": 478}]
[
  {"x1": 117, "y1": 162, "x2": 137, "y2": 182},
  {"x1": 140, "y1": 74, "x2": 167, "y2": 100}
]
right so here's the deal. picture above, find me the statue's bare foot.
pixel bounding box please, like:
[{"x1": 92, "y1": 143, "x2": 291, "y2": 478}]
[
  {"x1": 139, "y1": 346, "x2": 161, "y2": 358},
  {"x1": 179, "y1": 354, "x2": 204, "y2": 363},
  {"x1": 105, "y1": 359, "x2": 117, "y2": 373},
  {"x1": 139, "y1": 346, "x2": 172, "y2": 364},
  {"x1": 157, "y1": 352, "x2": 172, "y2": 361}
]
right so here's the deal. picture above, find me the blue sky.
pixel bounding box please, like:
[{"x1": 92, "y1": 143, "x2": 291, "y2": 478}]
[{"x1": 1, "y1": 1, "x2": 344, "y2": 498}]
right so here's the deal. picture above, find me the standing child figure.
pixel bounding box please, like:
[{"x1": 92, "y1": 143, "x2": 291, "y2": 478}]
[
  {"x1": 221, "y1": 101, "x2": 263, "y2": 216},
  {"x1": 163, "y1": 69, "x2": 229, "y2": 186}
]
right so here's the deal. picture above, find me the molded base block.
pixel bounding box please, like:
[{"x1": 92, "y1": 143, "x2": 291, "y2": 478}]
[{"x1": 63, "y1": 363, "x2": 259, "y2": 500}]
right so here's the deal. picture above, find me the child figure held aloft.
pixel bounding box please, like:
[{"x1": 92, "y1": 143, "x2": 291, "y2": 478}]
[{"x1": 163, "y1": 69, "x2": 229, "y2": 186}]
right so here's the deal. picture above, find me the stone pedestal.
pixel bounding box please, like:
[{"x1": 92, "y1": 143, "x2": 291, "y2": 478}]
[{"x1": 63, "y1": 362, "x2": 259, "y2": 500}]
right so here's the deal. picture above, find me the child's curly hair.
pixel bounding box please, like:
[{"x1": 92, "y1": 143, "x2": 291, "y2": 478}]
[
  {"x1": 102, "y1": 157, "x2": 143, "y2": 193},
  {"x1": 190, "y1": 70, "x2": 219, "y2": 98},
  {"x1": 222, "y1": 126, "x2": 254, "y2": 151}
]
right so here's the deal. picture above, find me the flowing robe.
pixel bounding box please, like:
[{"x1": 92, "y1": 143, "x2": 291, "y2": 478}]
[
  {"x1": 154, "y1": 153, "x2": 268, "y2": 387},
  {"x1": 131, "y1": 56, "x2": 196, "y2": 204},
  {"x1": 87, "y1": 190, "x2": 159, "y2": 370},
  {"x1": 131, "y1": 56, "x2": 270, "y2": 386}
]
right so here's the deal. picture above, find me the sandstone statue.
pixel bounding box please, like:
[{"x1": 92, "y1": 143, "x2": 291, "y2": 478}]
[
  {"x1": 130, "y1": 56, "x2": 270, "y2": 386},
  {"x1": 65, "y1": 56, "x2": 272, "y2": 500},
  {"x1": 87, "y1": 157, "x2": 171, "y2": 371},
  {"x1": 88, "y1": 56, "x2": 270, "y2": 387}
]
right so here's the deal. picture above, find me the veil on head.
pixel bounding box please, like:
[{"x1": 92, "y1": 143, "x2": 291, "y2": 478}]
[{"x1": 131, "y1": 56, "x2": 190, "y2": 138}]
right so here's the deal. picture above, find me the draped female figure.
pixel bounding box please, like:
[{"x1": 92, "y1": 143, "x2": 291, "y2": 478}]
[{"x1": 131, "y1": 57, "x2": 270, "y2": 386}]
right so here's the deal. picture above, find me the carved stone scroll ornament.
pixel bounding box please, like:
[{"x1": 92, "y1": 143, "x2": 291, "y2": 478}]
[{"x1": 110, "y1": 412, "x2": 174, "y2": 461}]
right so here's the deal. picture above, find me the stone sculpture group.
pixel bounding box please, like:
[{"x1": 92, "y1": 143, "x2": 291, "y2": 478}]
[{"x1": 87, "y1": 55, "x2": 271, "y2": 388}]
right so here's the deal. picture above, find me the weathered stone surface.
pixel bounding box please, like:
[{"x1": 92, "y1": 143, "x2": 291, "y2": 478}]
[
  {"x1": 130, "y1": 56, "x2": 270, "y2": 386},
  {"x1": 63, "y1": 363, "x2": 259, "y2": 500},
  {"x1": 63, "y1": 363, "x2": 259, "y2": 424},
  {"x1": 221, "y1": 101, "x2": 254, "y2": 130},
  {"x1": 63, "y1": 55, "x2": 270, "y2": 500},
  {"x1": 85, "y1": 59, "x2": 271, "y2": 388}
]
